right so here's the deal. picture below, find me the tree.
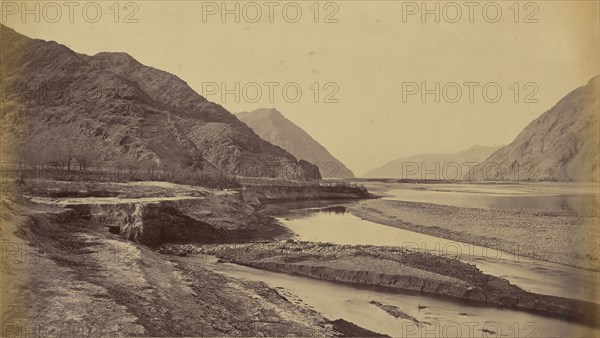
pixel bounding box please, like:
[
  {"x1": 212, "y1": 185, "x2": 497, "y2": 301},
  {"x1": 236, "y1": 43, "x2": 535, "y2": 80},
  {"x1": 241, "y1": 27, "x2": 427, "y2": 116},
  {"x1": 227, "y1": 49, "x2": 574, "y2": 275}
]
[
  {"x1": 50, "y1": 139, "x2": 75, "y2": 171},
  {"x1": 74, "y1": 151, "x2": 93, "y2": 172},
  {"x1": 140, "y1": 158, "x2": 158, "y2": 179}
]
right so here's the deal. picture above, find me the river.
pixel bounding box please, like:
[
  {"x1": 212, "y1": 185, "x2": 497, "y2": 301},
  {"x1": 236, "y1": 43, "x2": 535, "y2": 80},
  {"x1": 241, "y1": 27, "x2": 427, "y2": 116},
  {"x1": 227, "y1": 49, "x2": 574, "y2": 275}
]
[
  {"x1": 203, "y1": 182, "x2": 600, "y2": 337},
  {"x1": 274, "y1": 204, "x2": 598, "y2": 303},
  {"x1": 198, "y1": 254, "x2": 596, "y2": 337},
  {"x1": 381, "y1": 182, "x2": 599, "y2": 216}
]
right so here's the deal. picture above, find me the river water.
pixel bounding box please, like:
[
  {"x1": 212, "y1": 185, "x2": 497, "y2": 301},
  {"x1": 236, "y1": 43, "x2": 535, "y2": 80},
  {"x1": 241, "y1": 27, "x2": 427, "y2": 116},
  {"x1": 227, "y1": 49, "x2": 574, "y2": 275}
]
[
  {"x1": 275, "y1": 206, "x2": 598, "y2": 303},
  {"x1": 202, "y1": 183, "x2": 600, "y2": 337},
  {"x1": 199, "y1": 254, "x2": 597, "y2": 337}
]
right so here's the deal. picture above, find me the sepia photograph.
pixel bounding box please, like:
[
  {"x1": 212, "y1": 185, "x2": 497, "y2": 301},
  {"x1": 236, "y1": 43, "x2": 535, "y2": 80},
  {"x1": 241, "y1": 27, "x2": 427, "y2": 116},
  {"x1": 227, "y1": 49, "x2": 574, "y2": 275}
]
[{"x1": 0, "y1": 1, "x2": 599, "y2": 337}]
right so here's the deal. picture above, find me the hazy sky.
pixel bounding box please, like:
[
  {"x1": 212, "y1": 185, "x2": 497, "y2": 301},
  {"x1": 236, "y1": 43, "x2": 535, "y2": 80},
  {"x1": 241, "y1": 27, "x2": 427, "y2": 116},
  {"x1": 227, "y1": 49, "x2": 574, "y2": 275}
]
[{"x1": 4, "y1": 1, "x2": 599, "y2": 175}]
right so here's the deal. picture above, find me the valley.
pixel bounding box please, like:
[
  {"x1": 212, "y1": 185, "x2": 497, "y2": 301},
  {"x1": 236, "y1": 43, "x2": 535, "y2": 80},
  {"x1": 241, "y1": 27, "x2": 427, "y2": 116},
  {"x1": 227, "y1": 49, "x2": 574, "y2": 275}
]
[{"x1": 1, "y1": 21, "x2": 599, "y2": 338}]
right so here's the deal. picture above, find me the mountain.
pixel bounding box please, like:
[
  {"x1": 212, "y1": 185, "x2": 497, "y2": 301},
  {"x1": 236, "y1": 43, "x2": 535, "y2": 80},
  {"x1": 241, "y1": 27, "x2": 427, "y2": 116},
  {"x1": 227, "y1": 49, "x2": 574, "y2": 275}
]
[
  {"x1": 0, "y1": 25, "x2": 320, "y2": 180},
  {"x1": 236, "y1": 108, "x2": 355, "y2": 178},
  {"x1": 465, "y1": 76, "x2": 599, "y2": 182},
  {"x1": 362, "y1": 145, "x2": 502, "y2": 180}
]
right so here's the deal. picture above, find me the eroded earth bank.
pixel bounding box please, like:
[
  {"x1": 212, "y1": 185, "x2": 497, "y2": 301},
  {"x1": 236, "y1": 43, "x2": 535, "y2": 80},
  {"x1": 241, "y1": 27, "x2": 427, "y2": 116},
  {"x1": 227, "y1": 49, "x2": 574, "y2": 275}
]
[{"x1": 1, "y1": 180, "x2": 379, "y2": 336}]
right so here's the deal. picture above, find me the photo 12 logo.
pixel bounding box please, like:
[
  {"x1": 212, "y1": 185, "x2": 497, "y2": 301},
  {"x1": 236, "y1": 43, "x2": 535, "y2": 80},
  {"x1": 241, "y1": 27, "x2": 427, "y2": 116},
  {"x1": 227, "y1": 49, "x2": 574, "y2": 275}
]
[
  {"x1": 0, "y1": 241, "x2": 140, "y2": 265},
  {"x1": 400, "y1": 1, "x2": 540, "y2": 24},
  {"x1": 401, "y1": 82, "x2": 540, "y2": 104},
  {"x1": 1, "y1": 1, "x2": 140, "y2": 24},
  {"x1": 390, "y1": 161, "x2": 539, "y2": 181},
  {"x1": 200, "y1": 1, "x2": 340, "y2": 23},
  {"x1": 2, "y1": 320, "x2": 144, "y2": 337},
  {"x1": 201, "y1": 81, "x2": 340, "y2": 104},
  {"x1": 401, "y1": 320, "x2": 539, "y2": 337},
  {"x1": 1, "y1": 80, "x2": 137, "y2": 107}
]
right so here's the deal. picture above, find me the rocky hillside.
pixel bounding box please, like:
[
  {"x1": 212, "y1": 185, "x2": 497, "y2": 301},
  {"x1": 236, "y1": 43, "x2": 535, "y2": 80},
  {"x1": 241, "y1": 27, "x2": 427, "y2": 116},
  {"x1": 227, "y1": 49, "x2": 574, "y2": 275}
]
[
  {"x1": 465, "y1": 76, "x2": 599, "y2": 182},
  {"x1": 236, "y1": 108, "x2": 354, "y2": 178},
  {"x1": 363, "y1": 145, "x2": 502, "y2": 180},
  {"x1": 0, "y1": 25, "x2": 319, "y2": 180}
]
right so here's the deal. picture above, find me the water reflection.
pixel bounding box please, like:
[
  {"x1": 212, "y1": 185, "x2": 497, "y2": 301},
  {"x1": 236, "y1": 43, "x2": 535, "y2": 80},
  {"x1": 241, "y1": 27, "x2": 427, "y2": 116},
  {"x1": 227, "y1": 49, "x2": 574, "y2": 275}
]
[
  {"x1": 320, "y1": 206, "x2": 347, "y2": 214},
  {"x1": 266, "y1": 200, "x2": 356, "y2": 220}
]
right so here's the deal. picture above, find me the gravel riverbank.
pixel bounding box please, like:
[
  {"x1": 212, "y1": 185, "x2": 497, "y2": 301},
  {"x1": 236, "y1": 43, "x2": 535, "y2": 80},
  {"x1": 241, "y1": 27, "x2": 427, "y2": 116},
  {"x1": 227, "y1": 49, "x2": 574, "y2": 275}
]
[{"x1": 349, "y1": 199, "x2": 599, "y2": 271}]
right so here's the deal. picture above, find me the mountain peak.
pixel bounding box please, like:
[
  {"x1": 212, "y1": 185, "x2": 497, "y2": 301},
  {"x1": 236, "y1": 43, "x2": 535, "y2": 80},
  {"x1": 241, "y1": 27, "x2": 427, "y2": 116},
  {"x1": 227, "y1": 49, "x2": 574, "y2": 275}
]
[
  {"x1": 238, "y1": 108, "x2": 283, "y2": 119},
  {"x1": 93, "y1": 51, "x2": 139, "y2": 65},
  {"x1": 237, "y1": 108, "x2": 355, "y2": 178}
]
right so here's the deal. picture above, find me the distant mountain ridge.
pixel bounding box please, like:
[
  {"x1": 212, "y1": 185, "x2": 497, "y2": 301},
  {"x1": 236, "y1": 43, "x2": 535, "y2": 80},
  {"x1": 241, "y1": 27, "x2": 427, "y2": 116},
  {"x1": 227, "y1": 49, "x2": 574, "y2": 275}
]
[
  {"x1": 0, "y1": 25, "x2": 320, "y2": 180},
  {"x1": 236, "y1": 108, "x2": 355, "y2": 178},
  {"x1": 363, "y1": 145, "x2": 502, "y2": 180},
  {"x1": 465, "y1": 76, "x2": 599, "y2": 182}
]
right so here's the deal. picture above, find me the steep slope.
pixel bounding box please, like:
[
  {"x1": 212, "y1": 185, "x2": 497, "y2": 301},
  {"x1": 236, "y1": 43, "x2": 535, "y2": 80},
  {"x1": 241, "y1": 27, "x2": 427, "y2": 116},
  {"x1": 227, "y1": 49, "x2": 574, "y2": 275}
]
[
  {"x1": 236, "y1": 108, "x2": 354, "y2": 178},
  {"x1": 363, "y1": 145, "x2": 502, "y2": 180},
  {"x1": 0, "y1": 25, "x2": 320, "y2": 180},
  {"x1": 465, "y1": 76, "x2": 599, "y2": 182}
]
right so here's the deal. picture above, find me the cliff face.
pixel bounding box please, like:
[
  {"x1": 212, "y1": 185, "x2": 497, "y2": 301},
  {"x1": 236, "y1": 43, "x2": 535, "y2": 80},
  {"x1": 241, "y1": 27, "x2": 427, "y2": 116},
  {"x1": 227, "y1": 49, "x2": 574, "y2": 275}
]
[
  {"x1": 236, "y1": 108, "x2": 354, "y2": 178},
  {"x1": 85, "y1": 199, "x2": 222, "y2": 246},
  {"x1": 465, "y1": 76, "x2": 600, "y2": 182},
  {"x1": 0, "y1": 25, "x2": 320, "y2": 180}
]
